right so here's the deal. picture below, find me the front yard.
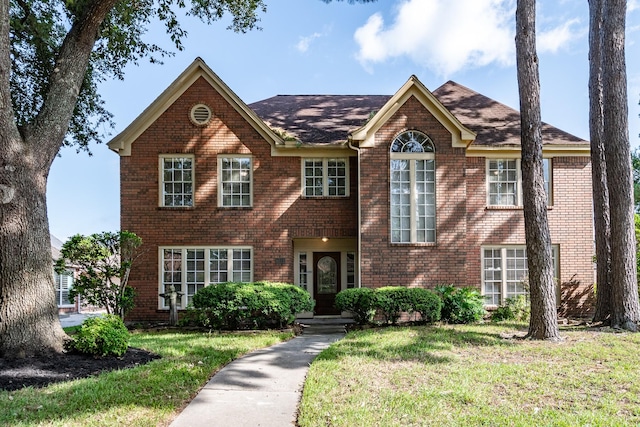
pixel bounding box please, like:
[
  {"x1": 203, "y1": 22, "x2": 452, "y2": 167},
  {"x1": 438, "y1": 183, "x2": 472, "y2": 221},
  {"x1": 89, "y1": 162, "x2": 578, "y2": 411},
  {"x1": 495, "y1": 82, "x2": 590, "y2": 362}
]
[{"x1": 299, "y1": 323, "x2": 640, "y2": 427}]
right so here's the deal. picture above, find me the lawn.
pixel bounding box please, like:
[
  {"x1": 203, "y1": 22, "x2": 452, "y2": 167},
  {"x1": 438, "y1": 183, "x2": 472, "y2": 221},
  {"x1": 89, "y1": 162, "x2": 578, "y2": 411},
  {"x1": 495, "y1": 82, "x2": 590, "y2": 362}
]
[
  {"x1": 299, "y1": 323, "x2": 640, "y2": 427},
  {"x1": 0, "y1": 330, "x2": 293, "y2": 426}
]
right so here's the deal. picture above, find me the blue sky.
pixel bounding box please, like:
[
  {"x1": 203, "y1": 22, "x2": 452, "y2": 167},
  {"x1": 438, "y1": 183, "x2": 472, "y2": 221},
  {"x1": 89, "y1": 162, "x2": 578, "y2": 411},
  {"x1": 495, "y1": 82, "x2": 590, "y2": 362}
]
[{"x1": 47, "y1": 0, "x2": 640, "y2": 241}]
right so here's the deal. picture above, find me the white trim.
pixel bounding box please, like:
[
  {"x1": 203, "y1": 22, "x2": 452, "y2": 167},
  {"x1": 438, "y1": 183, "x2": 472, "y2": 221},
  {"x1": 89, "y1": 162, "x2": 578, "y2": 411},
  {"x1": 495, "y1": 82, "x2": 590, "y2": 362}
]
[
  {"x1": 158, "y1": 246, "x2": 254, "y2": 309},
  {"x1": 159, "y1": 154, "x2": 195, "y2": 207},
  {"x1": 217, "y1": 155, "x2": 253, "y2": 208},
  {"x1": 481, "y1": 244, "x2": 560, "y2": 306},
  {"x1": 485, "y1": 158, "x2": 552, "y2": 207},
  {"x1": 301, "y1": 157, "x2": 350, "y2": 197}
]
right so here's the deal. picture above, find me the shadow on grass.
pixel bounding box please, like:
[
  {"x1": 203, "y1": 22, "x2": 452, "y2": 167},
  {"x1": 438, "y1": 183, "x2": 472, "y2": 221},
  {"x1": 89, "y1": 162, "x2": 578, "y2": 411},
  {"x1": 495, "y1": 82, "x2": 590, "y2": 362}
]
[
  {"x1": 0, "y1": 331, "x2": 291, "y2": 426},
  {"x1": 315, "y1": 323, "x2": 524, "y2": 365}
]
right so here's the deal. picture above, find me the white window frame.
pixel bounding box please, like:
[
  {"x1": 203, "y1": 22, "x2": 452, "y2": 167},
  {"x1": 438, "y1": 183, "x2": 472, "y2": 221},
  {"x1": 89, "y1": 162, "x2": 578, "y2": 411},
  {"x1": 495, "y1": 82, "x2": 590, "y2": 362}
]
[
  {"x1": 302, "y1": 158, "x2": 349, "y2": 197},
  {"x1": 486, "y1": 158, "x2": 552, "y2": 207},
  {"x1": 54, "y1": 270, "x2": 75, "y2": 307},
  {"x1": 218, "y1": 155, "x2": 253, "y2": 207},
  {"x1": 159, "y1": 246, "x2": 253, "y2": 308},
  {"x1": 159, "y1": 155, "x2": 195, "y2": 207},
  {"x1": 390, "y1": 131, "x2": 436, "y2": 244},
  {"x1": 481, "y1": 245, "x2": 559, "y2": 306}
]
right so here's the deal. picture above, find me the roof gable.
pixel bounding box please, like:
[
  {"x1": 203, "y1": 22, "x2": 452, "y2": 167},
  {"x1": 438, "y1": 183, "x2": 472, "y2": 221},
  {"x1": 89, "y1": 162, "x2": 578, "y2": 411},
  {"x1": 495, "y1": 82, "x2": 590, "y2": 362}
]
[
  {"x1": 107, "y1": 58, "x2": 282, "y2": 156},
  {"x1": 349, "y1": 75, "x2": 476, "y2": 148}
]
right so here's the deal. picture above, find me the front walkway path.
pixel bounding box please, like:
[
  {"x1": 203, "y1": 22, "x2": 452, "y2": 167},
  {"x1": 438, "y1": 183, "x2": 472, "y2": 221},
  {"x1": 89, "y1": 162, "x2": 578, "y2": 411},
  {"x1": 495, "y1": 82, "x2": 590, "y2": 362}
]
[{"x1": 169, "y1": 320, "x2": 349, "y2": 427}]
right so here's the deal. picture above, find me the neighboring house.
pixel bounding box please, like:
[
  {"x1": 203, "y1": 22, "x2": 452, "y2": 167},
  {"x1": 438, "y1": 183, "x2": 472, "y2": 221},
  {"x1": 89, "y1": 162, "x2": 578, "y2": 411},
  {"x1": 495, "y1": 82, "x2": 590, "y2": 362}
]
[
  {"x1": 51, "y1": 235, "x2": 78, "y2": 313},
  {"x1": 108, "y1": 58, "x2": 594, "y2": 322}
]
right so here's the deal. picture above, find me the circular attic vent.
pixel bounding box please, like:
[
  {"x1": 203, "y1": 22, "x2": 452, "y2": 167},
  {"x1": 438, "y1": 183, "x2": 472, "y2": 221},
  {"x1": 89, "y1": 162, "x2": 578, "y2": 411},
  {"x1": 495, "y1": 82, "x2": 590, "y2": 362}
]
[{"x1": 190, "y1": 104, "x2": 212, "y2": 126}]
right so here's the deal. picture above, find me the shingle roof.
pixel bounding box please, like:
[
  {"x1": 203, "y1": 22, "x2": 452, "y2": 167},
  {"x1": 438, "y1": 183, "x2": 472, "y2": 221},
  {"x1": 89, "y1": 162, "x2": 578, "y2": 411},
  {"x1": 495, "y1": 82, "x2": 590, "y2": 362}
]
[
  {"x1": 433, "y1": 81, "x2": 586, "y2": 147},
  {"x1": 249, "y1": 95, "x2": 390, "y2": 145},
  {"x1": 248, "y1": 81, "x2": 587, "y2": 147}
]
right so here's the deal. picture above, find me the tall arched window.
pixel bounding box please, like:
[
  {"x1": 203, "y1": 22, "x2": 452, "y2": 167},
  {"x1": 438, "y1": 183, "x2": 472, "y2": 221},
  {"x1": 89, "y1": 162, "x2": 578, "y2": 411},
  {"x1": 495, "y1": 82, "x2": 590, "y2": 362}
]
[{"x1": 390, "y1": 131, "x2": 436, "y2": 243}]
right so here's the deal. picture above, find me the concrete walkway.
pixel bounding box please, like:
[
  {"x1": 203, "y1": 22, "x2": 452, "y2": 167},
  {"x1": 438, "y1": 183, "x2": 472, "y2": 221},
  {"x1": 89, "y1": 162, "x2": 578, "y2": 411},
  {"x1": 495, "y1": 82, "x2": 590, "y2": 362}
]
[{"x1": 169, "y1": 320, "x2": 349, "y2": 427}]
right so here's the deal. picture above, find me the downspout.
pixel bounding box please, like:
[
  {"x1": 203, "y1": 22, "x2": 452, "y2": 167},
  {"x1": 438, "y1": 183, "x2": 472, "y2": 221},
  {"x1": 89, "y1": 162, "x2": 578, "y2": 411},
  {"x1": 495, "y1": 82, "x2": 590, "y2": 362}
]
[{"x1": 348, "y1": 137, "x2": 363, "y2": 289}]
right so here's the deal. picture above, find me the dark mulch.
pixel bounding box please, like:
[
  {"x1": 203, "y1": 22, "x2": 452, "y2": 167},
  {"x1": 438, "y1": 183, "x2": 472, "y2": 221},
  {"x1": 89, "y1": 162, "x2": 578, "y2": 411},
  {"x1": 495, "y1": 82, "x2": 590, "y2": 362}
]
[{"x1": 0, "y1": 348, "x2": 160, "y2": 392}]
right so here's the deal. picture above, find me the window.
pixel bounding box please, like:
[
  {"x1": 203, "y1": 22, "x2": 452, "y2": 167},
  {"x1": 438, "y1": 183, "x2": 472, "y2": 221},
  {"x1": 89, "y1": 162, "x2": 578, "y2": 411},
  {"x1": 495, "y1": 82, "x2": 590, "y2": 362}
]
[
  {"x1": 219, "y1": 156, "x2": 252, "y2": 207},
  {"x1": 390, "y1": 131, "x2": 436, "y2": 243},
  {"x1": 54, "y1": 270, "x2": 74, "y2": 307},
  {"x1": 487, "y1": 158, "x2": 552, "y2": 206},
  {"x1": 298, "y1": 253, "x2": 309, "y2": 291},
  {"x1": 303, "y1": 158, "x2": 348, "y2": 197},
  {"x1": 161, "y1": 247, "x2": 253, "y2": 307},
  {"x1": 346, "y1": 252, "x2": 356, "y2": 289},
  {"x1": 482, "y1": 245, "x2": 558, "y2": 305},
  {"x1": 160, "y1": 156, "x2": 194, "y2": 207}
]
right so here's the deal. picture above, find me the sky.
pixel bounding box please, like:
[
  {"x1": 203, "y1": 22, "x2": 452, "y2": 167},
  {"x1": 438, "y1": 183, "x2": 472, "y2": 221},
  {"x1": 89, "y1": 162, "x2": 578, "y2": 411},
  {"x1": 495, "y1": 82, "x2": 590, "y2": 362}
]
[{"x1": 47, "y1": 0, "x2": 640, "y2": 242}]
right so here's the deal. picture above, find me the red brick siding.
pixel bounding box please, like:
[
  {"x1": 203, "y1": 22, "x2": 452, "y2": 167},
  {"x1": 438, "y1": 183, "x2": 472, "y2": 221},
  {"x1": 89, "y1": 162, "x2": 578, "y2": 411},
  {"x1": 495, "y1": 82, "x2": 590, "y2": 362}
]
[{"x1": 122, "y1": 77, "x2": 357, "y2": 321}]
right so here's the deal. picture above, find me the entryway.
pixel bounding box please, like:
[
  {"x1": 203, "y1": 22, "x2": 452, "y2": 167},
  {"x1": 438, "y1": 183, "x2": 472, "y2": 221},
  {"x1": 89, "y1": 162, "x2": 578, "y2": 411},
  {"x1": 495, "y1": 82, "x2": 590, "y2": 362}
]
[{"x1": 313, "y1": 252, "x2": 341, "y2": 315}]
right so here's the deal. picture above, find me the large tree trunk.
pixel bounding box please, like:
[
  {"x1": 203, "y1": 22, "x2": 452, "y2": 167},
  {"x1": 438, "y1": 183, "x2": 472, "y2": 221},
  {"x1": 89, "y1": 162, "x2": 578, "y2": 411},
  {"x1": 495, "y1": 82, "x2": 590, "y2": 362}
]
[
  {"x1": 0, "y1": 147, "x2": 69, "y2": 357},
  {"x1": 602, "y1": 0, "x2": 640, "y2": 330},
  {"x1": 0, "y1": 0, "x2": 119, "y2": 357},
  {"x1": 515, "y1": 0, "x2": 560, "y2": 340},
  {"x1": 589, "y1": 0, "x2": 612, "y2": 324}
]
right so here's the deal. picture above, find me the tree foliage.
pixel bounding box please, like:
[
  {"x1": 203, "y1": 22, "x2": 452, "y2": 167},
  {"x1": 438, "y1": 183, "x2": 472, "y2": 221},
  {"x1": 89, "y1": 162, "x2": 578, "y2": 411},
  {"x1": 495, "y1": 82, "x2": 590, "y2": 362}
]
[{"x1": 55, "y1": 231, "x2": 142, "y2": 319}]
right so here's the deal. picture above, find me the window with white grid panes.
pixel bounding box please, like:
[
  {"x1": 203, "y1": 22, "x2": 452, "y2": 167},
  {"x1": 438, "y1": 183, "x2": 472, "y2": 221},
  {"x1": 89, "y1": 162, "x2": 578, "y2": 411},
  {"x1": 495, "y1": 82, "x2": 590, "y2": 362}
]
[
  {"x1": 487, "y1": 159, "x2": 552, "y2": 206},
  {"x1": 482, "y1": 245, "x2": 558, "y2": 305},
  {"x1": 232, "y1": 249, "x2": 252, "y2": 282},
  {"x1": 160, "y1": 247, "x2": 252, "y2": 308},
  {"x1": 160, "y1": 156, "x2": 193, "y2": 207},
  {"x1": 303, "y1": 158, "x2": 348, "y2": 197},
  {"x1": 298, "y1": 253, "x2": 309, "y2": 291},
  {"x1": 186, "y1": 249, "x2": 205, "y2": 306},
  {"x1": 346, "y1": 252, "x2": 356, "y2": 289},
  {"x1": 390, "y1": 131, "x2": 436, "y2": 243},
  {"x1": 219, "y1": 156, "x2": 252, "y2": 207}
]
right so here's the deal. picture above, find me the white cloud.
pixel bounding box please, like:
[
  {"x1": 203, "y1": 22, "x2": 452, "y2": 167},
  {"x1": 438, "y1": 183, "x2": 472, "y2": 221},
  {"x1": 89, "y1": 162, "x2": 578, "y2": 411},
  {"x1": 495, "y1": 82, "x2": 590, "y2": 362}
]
[
  {"x1": 629, "y1": 0, "x2": 639, "y2": 12},
  {"x1": 538, "y1": 19, "x2": 582, "y2": 53},
  {"x1": 296, "y1": 32, "x2": 323, "y2": 53},
  {"x1": 354, "y1": 0, "x2": 583, "y2": 76}
]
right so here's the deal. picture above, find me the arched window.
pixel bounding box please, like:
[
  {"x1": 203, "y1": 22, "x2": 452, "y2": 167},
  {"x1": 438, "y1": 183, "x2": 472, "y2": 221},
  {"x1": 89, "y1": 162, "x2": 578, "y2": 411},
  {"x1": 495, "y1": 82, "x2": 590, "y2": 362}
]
[{"x1": 390, "y1": 131, "x2": 436, "y2": 243}]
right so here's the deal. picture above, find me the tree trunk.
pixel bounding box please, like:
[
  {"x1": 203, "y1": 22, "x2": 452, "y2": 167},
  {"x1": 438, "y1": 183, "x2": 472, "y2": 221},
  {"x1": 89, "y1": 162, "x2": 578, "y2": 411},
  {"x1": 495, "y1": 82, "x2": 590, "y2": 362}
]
[
  {"x1": 602, "y1": 0, "x2": 640, "y2": 330},
  {"x1": 0, "y1": 0, "x2": 120, "y2": 356},
  {"x1": 515, "y1": 0, "x2": 560, "y2": 340},
  {"x1": 0, "y1": 145, "x2": 69, "y2": 357},
  {"x1": 589, "y1": 0, "x2": 612, "y2": 324}
]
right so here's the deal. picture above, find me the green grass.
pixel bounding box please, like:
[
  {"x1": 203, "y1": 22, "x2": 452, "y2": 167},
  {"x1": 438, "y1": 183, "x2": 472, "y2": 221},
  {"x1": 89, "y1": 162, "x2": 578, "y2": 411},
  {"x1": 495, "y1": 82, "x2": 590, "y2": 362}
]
[
  {"x1": 0, "y1": 330, "x2": 293, "y2": 426},
  {"x1": 299, "y1": 323, "x2": 640, "y2": 427}
]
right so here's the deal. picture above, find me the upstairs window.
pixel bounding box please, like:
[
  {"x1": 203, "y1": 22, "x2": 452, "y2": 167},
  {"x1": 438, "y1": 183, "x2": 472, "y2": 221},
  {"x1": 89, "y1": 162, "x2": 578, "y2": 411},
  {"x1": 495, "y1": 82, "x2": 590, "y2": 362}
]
[
  {"x1": 219, "y1": 156, "x2": 253, "y2": 207},
  {"x1": 160, "y1": 156, "x2": 194, "y2": 207},
  {"x1": 390, "y1": 131, "x2": 436, "y2": 244},
  {"x1": 487, "y1": 158, "x2": 552, "y2": 206},
  {"x1": 303, "y1": 158, "x2": 348, "y2": 197}
]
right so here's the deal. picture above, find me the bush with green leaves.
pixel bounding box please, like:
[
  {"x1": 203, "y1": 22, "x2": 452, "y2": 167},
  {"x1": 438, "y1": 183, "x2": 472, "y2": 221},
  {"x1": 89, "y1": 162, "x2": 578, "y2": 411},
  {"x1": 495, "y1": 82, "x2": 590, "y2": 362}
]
[
  {"x1": 491, "y1": 295, "x2": 531, "y2": 322},
  {"x1": 405, "y1": 287, "x2": 442, "y2": 324},
  {"x1": 190, "y1": 281, "x2": 313, "y2": 329},
  {"x1": 68, "y1": 314, "x2": 130, "y2": 357},
  {"x1": 374, "y1": 286, "x2": 413, "y2": 325},
  {"x1": 334, "y1": 288, "x2": 377, "y2": 325},
  {"x1": 435, "y1": 285, "x2": 486, "y2": 324}
]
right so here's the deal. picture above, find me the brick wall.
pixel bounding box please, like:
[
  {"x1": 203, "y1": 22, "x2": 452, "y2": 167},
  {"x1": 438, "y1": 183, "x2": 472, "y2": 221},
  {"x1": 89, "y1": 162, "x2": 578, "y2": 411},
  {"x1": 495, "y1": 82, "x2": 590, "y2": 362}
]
[{"x1": 122, "y1": 77, "x2": 358, "y2": 321}]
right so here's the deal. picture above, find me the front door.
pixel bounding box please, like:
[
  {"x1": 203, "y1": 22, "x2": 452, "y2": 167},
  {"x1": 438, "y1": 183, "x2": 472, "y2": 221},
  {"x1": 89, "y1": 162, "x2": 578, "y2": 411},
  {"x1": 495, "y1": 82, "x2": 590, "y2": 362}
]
[{"x1": 313, "y1": 252, "x2": 341, "y2": 315}]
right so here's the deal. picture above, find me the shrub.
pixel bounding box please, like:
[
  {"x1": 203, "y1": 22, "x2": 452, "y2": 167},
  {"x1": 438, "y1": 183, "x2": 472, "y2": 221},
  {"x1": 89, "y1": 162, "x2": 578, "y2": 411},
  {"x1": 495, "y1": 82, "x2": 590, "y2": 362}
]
[
  {"x1": 491, "y1": 295, "x2": 530, "y2": 322},
  {"x1": 435, "y1": 285, "x2": 486, "y2": 324},
  {"x1": 191, "y1": 282, "x2": 313, "y2": 329},
  {"x1": 374, "y1": 286, "x2": 413, "y2": 325},
  {"x1": 69, "y1": 314, "x2": 130, "y2": 357},
  {"x1": 405, "y1": 288, "x2": 442, "y2": 324},
  {"x1": 335, "y1": 288, "x2": 376, "y2": 325}
]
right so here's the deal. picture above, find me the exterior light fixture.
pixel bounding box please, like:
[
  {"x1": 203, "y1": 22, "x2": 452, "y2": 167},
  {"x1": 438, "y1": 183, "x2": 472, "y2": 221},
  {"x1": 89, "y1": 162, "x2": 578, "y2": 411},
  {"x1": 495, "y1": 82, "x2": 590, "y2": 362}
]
[{"x1": 321, "y1": 237, "x2": 329, "y2": 242}]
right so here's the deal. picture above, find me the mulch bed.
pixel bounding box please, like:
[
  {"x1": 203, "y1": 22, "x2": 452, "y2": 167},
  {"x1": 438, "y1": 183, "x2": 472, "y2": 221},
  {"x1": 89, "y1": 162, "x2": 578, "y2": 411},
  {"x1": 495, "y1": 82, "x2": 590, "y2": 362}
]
[{"x1": 0, "y1": 348, "x2": 160, "y2": 392}]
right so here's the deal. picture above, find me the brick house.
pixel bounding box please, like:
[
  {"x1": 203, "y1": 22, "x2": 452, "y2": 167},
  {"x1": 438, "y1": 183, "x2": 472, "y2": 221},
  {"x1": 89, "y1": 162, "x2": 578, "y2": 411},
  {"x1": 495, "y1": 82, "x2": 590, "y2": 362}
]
[{"x1": 108, "y1": 58, "x2": 594, "y2": 321}]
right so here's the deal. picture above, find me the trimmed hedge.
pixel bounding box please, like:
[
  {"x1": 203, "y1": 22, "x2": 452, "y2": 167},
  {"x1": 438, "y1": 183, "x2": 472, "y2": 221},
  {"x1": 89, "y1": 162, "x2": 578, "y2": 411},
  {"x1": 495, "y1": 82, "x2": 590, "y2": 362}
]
[
  {"x1": 334, "y1": 288, "x2": 376, "y2": 325},
  {"x1": 68, "y1": 314, "x2": 130, "y2": 357},
  {"x1": 335, "y1": 286, "x2": 442, "y2": 325},
  {"x1": 190, "y1": 281, "x2": 314, "y2": 329}
]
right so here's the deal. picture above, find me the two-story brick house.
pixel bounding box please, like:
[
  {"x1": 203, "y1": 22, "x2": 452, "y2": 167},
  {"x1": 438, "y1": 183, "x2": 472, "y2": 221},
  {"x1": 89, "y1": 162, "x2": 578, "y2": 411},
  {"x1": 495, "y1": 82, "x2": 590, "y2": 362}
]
[{"x1": 108, "y1": 58, "x2": 594, "y2": 321}]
